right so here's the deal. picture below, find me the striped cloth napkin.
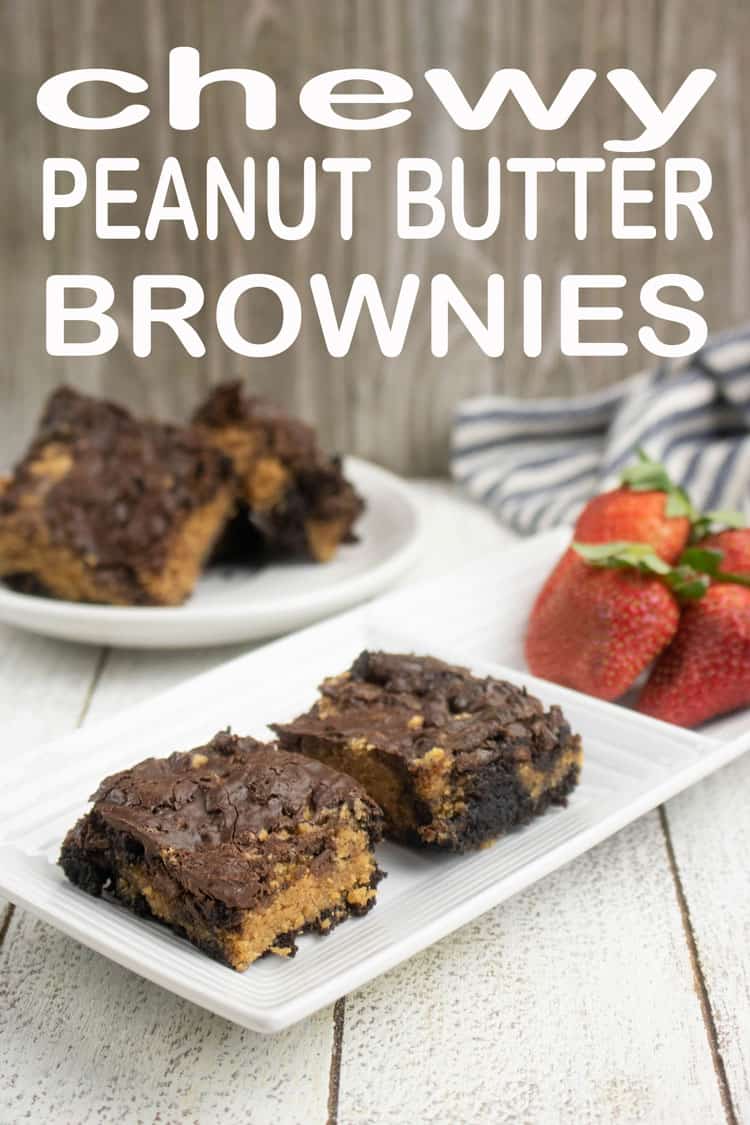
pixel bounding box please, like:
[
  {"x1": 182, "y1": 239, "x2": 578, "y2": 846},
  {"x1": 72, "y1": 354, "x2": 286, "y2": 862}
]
[{"x1": 451, "y1": 325, "x2": 750, "y2": 536}]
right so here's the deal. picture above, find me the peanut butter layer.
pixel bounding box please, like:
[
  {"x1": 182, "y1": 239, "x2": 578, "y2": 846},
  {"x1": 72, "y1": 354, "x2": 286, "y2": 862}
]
[
  {"x1": 274, "y1": 651, "x2": 583, "y2": 851},
  {"x1": 59, "y1": 732, "x2": 383, "y2": 969},
  {"x1": 0, "y1": 387, "x2": 235, "y2": 605},
  {"x1": 194, "y1": 382, "x2": 364, "y2": 563}
]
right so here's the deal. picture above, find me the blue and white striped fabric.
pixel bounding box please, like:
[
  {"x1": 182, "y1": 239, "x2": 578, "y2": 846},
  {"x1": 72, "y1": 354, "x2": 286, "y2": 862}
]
[{"x1": 451, "y1": 325, "x2": 750, "y2": 536}]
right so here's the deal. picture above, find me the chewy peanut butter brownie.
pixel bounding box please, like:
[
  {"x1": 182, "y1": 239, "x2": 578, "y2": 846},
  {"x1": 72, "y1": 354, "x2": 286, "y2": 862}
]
[
  {"x1": 274, "y1": 652, "x2": 583, "y2": 851},
  {"x1": 0, "y1": 387, "x2": 235, "y2": 605},
  {"x1": 193, "y1": 381, "x2": 364, "y2": 563},
  {"x1": 60, "y1": 732, "x2": 383, "y2": 969}
]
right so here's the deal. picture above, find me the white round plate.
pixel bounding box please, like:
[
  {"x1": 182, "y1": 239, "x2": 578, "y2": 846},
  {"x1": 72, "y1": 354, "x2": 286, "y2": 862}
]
[{"x1": 0, "y1": 459, "x2": 424, "y2": 649}]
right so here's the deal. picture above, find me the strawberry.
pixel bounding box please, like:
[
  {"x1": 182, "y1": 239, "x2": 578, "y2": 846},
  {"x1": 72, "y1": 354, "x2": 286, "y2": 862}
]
[
  {"x1": 527, "y1": 546, "x2": 578, "y2": 615},
  {"x1": 531, "y1": 450, "x2": 691, "y2": 634},
  {"x1": 525, "y1": 451, "x2": 690, "y2": 698},
  {"x1": 638, "y1": 583, "x2": 750, "y2": 727},
  {"x1": 525, "y1": 551, "x2": 680, "y2": 700},
  {"x1": 637, "y1": 527, "x2": 750, "y2": 726},
  {"x1": 574, "y1": 487, "x2": 691, "y2": 563},
  {"x1": 524, "y1": 453, "x2": 747, "y2": 707},
  {"x1": 699, "y1": 528, "x2": 750, "y2": 575},
  {"x1": 530, "y1": 453, "x2": 691, "y2": 638},
  {"x1": 573, "y1": 451, "x2": 693, "y2": 563}
]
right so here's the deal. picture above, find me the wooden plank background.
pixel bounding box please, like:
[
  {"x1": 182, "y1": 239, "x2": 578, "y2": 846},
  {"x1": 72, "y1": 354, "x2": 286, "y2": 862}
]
[{"x1": 1, "y1": 0, "x2": 747, "y2": 473}]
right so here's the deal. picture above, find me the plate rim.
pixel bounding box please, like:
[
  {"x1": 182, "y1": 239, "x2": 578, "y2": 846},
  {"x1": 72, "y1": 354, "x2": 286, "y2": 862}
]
[
  {"x1": 0, "y1": 457, "x2": 426, "y2": 644},
  {"x1": 2, "y1": 532, "x2": 748, "y2": 1034},
  {"x1": 4, "y1": 729, "x2": 747, "y2": 1035}
]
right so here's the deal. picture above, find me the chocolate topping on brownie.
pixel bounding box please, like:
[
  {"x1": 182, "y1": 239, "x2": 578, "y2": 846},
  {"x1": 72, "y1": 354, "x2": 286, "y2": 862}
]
[
  {"x1": 274, "y1": 652, "x2": 582, "y2": 852},
  {"x1": 276, "y1": 651, "x2": 573, "y2": 771},
  {"x1": 193, "y1": 381, "x2": 318, "y2": 468},
  {"x1": 0, "y1": 387, "x2": 232, "y2": 576},
  {"x1": 64, "y1": 731, "x2": 381, "y2": 911}
]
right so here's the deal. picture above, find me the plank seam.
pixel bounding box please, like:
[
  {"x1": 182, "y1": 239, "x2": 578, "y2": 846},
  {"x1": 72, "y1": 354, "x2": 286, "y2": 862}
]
[
  {"x1": 0, "y1": 903, "x2": 15, "y2": 950},
  {"x1": 659, "y1": 806, "x2": 738, "y2": 1125},
  {"x1": 76, "y1": 648, "x2": 110, "y2": 726},
  {"x1": 326, "y1": 997, "x2": 346, "y2": 1125}
]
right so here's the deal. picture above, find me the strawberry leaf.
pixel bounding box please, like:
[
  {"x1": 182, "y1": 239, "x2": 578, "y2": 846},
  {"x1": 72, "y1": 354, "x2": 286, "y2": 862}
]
[
  {"x1": 620, "y1": 449, "x2": 698, "y2": 520},
  {"x1": 664, "y1": 488, "x2": 695, "y2": 519},
  {"x1": 706, "y1": 508, "x2": 746, "y2": 528},
  {"x1": 573, "y1": 539, "x2": 711, "y2": 601},
  {"x1": 679, "y1": 546, "x2": 724, "y2": 576},
  {"x1": 573, "y1": 540, "x2": 671, "y2": 575},
  {"x1": 620, "y1": 449, "x2": 674, "y2": 493},
  {"x1": 664, "y1": 568, "x2": 710, "y2": 600},
  {"x1": 690, "y1": 508, "x2": 747, "y2": 541},
  {"x1": 678, "y1": 545, "x2": 750, "y2": 589}
]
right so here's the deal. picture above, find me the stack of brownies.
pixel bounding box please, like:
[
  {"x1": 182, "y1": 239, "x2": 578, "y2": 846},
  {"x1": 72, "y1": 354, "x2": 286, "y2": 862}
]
[
  {"x1": 0, "y1": 382, "x2": 364, "y2": 606},
  {"x1": 60, "y1": 651, "x2": 583, "y2": 969}
]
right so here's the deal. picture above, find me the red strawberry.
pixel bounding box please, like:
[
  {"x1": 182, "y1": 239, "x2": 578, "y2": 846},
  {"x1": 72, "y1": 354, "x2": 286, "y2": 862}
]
[
  {"x1": 572, "y1": 449, "x2": 694, "y2": 562},
  {"x1": 700, "y1": 529, "x2": 750, "y2": 576},
  {"x1": 575, "y1": 488, "x2": 690, "y2": 564},
  {"x1": 638, "y1": 583, "x2": 750, "y2": 727},
  {"x1": 534, "y1": 482, "x2": 690, "y2": 634},
  {"x1": 528, "y1": 546, "x2": 578, "y2": 615},
  {"x1": 529, "y1": 453, "x2": 690, "y2": 659},
  {"x1": 525, "y1": 553, "x2": 680, "y2": 700}
]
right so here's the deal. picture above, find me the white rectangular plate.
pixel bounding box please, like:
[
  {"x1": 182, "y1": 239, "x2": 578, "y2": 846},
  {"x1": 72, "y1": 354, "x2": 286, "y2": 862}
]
[{"x1": 1, "y1": 527, "x2": 748, "y2": 1033}]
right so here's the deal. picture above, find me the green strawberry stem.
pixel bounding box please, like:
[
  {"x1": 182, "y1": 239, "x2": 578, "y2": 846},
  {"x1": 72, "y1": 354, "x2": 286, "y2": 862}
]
[
  {"x1": 679, "y1": 546, "x2": 750, "y2": 588},
  {"x1": 713, "y1": 570, "x2": 750, "y2": 588},
  {"x1": 619, "y1": 450, "x2": 746, "y2": 536},
  {"x1": 690, "y1": 508, "x2": 747, "y2": 541},
  {"x1": 620, "y1": 449, "x2": 696, "y2": 520},
  {"x1": 573, "y1": 540, "x2": 750, "y2": 600}
]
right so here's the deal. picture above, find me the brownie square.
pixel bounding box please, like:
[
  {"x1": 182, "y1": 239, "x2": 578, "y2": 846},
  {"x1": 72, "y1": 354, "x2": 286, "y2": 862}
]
[
  {"x1": 193, "y1": 381, "x2": 364, "y2": 562},
  {"x1": 274, "y1": 651, "x2": 583, "y2": 851},
  {"x1": 0, "y1": 387, "x2": 235, "y2": 605},
  {"x1": 60, "y1": 732, "x2": 384, "y2": 970}
]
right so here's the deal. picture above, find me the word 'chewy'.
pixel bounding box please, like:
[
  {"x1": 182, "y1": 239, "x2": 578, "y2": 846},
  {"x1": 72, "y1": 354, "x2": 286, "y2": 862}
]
[{"x1": 36, "y1": 49, "x2": 715, "y2": 153}]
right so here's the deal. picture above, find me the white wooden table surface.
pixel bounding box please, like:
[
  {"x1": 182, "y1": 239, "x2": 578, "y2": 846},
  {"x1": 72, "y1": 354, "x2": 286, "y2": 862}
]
[{"x1": 1, "y1": 483, "x2": 748, "y2": 1125}]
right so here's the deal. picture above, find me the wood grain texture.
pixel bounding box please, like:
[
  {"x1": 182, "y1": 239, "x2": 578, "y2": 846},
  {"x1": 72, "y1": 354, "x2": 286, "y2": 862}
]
[
  {"x1": 337, "y1": 814, "x2": 727, "y2": 1125},
  {"x1": 0, "y1": 641, "x2": 336, "y2": 1125},
  {"x1": 0, "y1": 915, "x2": 336, "y2": 1125},
  {"x1": 1, "y1": 0, "x2": 747, "y2": 473},
  {"x1": 665, "y1": 759, "x2": 750, "y2": 1122},
  {"x1": 0, "y1": 623, "x2": 100, "y2": 745}
]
